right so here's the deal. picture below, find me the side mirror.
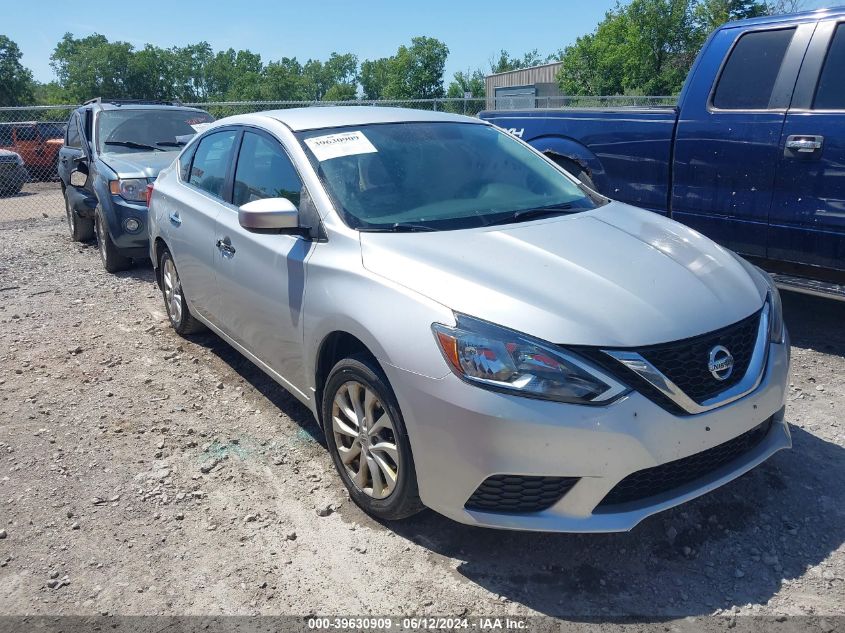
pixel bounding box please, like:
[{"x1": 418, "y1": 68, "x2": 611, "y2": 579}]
[
  {"x1": 238, "y1": 197, "x2": 299, "y2": 232},
  {"x1": 69, "y1": 169, "x2": 87, "y2": 188}
]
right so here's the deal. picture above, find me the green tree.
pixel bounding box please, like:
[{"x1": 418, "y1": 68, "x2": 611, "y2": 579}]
[
  {"x1": 383, "y1": 36, "x2": 449, "y2": 99},
  {"x1": 0, "y1": 35, "x2": 34, "y2": 106},
  {"x1": 557, "y1": 0, "x2": 800, "y2": 97},
  {"x1": 446, "y1": 69, "x2": 485, "y2": 98},
  {"x1": 261, "y1": 57, "x2": 307, "y2": 101},
  {"x1": 360, "y1": 57, "x2": 390, "y2": 99},
  {"x1": 50, "y1": 33, "x2": 136, "y2": 101},
  {"x1": 323, "y1": 83, "x2": 357, "y2": 101},
  {"x1": 489, "y1": 49, "x2": 544, "y2": 74}
]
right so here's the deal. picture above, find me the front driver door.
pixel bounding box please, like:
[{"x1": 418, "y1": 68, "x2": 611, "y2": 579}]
[{"x1": 213, "y1": 128, "x2": 314, "y2": 398}]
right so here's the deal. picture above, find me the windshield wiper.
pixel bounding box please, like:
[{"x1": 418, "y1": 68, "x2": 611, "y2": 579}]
[
  {"x1": 484, "y1": 203, "x2": 577, "y2": 226},
  {"x1": 155, "y1": 140, "x2": 186, "y2": 147},
  {"x1": 360, "y1": 222, "x2": 439, "y2": 233},
  {"x1": 103, "y1": 140, "x2": 162, "y2": 151}
]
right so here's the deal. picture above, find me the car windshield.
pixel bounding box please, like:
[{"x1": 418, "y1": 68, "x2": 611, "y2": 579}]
[
  {"x1": 297, "y1": 122, "x2": 601, "y2": 231},
  {"x1": 96, "y1": 109, "x2": 214, "y2": 154}
]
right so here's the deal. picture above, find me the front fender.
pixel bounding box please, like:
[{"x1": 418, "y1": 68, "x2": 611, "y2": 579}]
[{"x1": 528, "y1": 135, "x2": 608, "y2": 192}]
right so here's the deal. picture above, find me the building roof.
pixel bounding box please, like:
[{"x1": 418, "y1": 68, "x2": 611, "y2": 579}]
[{"x1": 486, "y1": 61, "x2": 563, "y2": 79}]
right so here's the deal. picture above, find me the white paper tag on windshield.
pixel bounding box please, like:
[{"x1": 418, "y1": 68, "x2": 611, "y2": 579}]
[{"x1": 304, "y1": 131, "x2": 377, "y2": 161}]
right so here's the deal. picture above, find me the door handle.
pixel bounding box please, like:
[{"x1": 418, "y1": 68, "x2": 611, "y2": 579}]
[
  {"x1": 216, "y1": 238, "x2": 236, "y2": 256},
  {"x1": 168, "y1": 212, "x2": 181, "y2": 226},
  {"x1": 785, "y1": 135, "x2": 824, "y2": 154}
]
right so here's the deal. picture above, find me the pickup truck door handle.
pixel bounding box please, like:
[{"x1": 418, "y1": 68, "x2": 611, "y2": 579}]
[
  {"x1": 785, "y1": 135, "x2": 824, "y2": 156},
  {"x1": 168, "y1": 212, "x2": 181, "y2": 226},
  {"x1": 216, "y1": 238, "x2": 236, "y2": 257}
]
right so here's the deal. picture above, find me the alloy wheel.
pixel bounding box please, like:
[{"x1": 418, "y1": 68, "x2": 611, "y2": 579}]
[
  {"x1": 161, "y1": 256, "x2": 183, "y2": 325},
  {"x1": 331, "y1": 381, "x2": 400, "y2": 499}
]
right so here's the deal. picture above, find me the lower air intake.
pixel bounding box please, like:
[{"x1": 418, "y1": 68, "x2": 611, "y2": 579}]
[{"x1": 465, "y1": 474, "x2": 579, "y2": 514}]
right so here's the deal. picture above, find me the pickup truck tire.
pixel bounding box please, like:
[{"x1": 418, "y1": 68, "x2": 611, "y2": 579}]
[
  {"x1": 64, "y1": 191, "x2": 94, "y2": 242},
  {"x1": 548, "y1": 155, "x2": 597, "y2": 192},
  {"x1": 95, "y1": 209, "x2": 131, "y2": 273},
  {"x1": 322, "y1": 354, "x2": 425, "y2": 521}
]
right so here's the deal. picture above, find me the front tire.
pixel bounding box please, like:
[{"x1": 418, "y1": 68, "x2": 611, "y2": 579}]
[
  {"x1": 65, "y1": 191, "x2": 94, "y2": 242},
  {"x1": 322, "y1": 354, "x2": 424, "y2": 521},
  {"x1": 95, "y1": 209, "x2": 131, "y2": 273},
  {"x1": 159, "y1": 249, "x2": 205, "y2": 335}
]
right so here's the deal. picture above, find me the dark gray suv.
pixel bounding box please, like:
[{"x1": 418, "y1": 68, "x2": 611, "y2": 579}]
[{"x1": 59, "y1": 99, "x2": 213, "y2": 272}]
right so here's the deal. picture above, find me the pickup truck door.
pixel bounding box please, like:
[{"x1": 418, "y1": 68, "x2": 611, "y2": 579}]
[
  {"x1": 671, "y1": 23, "x2": 814, "y2": 257},
  {"x1": 769, "y1": 19, "x2": 845, "y2": 271}
]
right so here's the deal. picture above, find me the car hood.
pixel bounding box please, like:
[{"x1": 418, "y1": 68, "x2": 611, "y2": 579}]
[
  {"x1": 359, "y1": 202, "x2": 765, "y2": 347},
  {"x1": 99, "y1": 151, "x2": 178, "y2": 178}
]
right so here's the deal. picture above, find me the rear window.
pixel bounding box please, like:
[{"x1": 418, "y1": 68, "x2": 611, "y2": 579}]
[
  {"x1": 814, "y1": 23, "x2": 845, "y2": 110},
  {"x1": 712, "y1": 28, "x2": 795, "y2": 110}
]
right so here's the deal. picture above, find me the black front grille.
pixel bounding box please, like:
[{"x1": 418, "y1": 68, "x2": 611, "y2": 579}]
[
  {"x1": 465, "y1": 475, "x2": 579, "y2": 514},
  {"x1": 597, "y1": 419, "x2": 772, "y2": 509},
  {"x1": 639, "y1": 310, "x2": 761, "y2": 403}
]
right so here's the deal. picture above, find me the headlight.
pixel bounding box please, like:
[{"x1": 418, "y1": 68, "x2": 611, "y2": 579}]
[
  {"x1": 110, "y1": 178, "x2": 148, "y2": 202},
  {"x1": 767, "y1": 286, "x2": 785, "y2": 344},
  {"x1": 432, "y1": 314, "x2": 629, "y2": 404}
]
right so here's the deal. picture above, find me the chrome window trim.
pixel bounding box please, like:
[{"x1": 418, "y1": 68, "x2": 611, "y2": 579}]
[{"x1": 602, "y1": 301, "x2": 771, "y2": 415}]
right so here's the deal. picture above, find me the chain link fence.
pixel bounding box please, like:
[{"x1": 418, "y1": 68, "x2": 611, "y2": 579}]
[{"x1": 0, "y1": 96, "x2": 677, "y2": 223}]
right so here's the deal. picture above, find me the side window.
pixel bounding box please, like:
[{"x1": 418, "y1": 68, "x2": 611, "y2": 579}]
[
  {"x1": 814, "y1": 24, "x2": 845, "y2": 110},
  {"x1": 0, "y1": 126, "x2": 12, "y2": 147},
  {"x1": 14, "y1": 125, "x2": 38, "y2": 142},
  {"x1": 189, "y1": 130, "x2": 238, "y2": 199},
  {"x1": 178, "y1": 141, "x2": 199, "y2": 181},
  {"x1": 233, "y1": 132, "x2": 302, "y2": 207},
  {"x1": 713, "y1": 28, "x2": 796, "y2": 110},
  {"x1": 65, "y1": 114, "x2": 81, "y2": 148}
]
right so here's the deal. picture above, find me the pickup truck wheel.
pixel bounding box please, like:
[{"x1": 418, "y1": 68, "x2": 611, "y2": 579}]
[
  {"x1": 159, "y1": 249, "x2": 205, "y2": 335},
  {"x1": 549, "y1": 156, "x2": 597, "y2": 191},
  {"x1": 95, "y1": 210, "x2": 131, "y2": 273},
  {"x1": 64, "y1": 191, "x2": 94, "y2": 242},
  {"x1": 323, "y1": 354, "x2": 424, "y2": 521}
]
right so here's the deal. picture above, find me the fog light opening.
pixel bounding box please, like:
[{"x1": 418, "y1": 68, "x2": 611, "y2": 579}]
[{"x1": 124, "y1": 218, "x2": 141, "y2": 233}]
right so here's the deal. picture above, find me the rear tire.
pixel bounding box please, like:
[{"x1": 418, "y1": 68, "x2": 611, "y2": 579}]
[
  {"x1": 322, "y1": 354, "x2": 424, "y2": 521},
  {"x1": 65, "y1": 191, "x2": 94, "y2": 242},
  {"x1": 159, "y1": 249, "x2": 205, "y2": 335},
  {"x1": 95, "y1": 209, "x2": 131, "y2": 273}
]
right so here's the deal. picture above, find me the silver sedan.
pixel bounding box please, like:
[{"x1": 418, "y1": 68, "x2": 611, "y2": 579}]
[{"x1": 148, "y1": 107, "x2": 790, "y2": 532}]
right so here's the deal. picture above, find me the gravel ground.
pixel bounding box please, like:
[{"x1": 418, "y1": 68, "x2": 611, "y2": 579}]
[{"x1": 0, "y1": 212, "x2": 843, "y2": 628}]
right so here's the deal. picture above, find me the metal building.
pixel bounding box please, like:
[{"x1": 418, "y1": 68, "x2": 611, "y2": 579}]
[{"x1": 485, "y1": 62, "x2": 564, "y2": 109}]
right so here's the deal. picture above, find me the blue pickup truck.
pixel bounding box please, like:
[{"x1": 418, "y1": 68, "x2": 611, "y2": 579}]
[{"x1": 480, "y1": 7, "x2": 845, "y2": 299}]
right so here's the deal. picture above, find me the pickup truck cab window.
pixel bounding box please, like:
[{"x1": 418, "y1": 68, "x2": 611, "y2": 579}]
[
  {"x1": 712, "y1": 28, "x2": 796, "y2": 110},
  {"x1": 813, "y1": 23, "x2": 845, "y2": 110},
  {"x1": 188, "y1": 130, "x2": 238, "y2": 199},
  {"x1": 233, "y1": 131, "x2": 302, "y2": 207}
]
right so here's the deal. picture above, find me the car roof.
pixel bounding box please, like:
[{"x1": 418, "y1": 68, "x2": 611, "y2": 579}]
[
  {"x1": 81, "y1": 102, "x2": 209, "y2": 114},
  {"x1": 235, "y1": 106, "x2": 486, "y2": 132}
]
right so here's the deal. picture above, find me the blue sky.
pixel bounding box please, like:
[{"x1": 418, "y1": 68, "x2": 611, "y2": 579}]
[{"x1": 4, "y1": 0, "x2": 836, "y2": 84}]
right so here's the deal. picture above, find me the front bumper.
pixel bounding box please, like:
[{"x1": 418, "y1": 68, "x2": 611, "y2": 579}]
[
  {"x1": 105, "y1": 196, "x2": 149, "y2": 254},
  {"x1": 386, "y1": 335, "x2": 790, "y2": 532}
]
